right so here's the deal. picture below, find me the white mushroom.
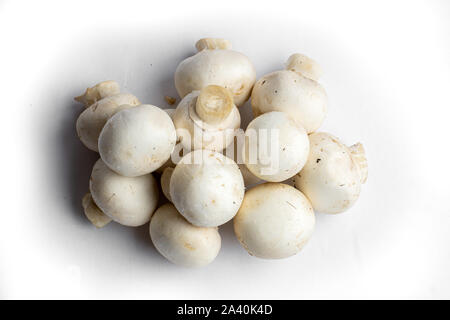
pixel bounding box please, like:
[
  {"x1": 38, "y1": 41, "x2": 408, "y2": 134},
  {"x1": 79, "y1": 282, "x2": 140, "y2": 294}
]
[
  {"x1": 81, "y1": 193, "x2": 112, "y2": 228},
  {"x1": 160, "y1": 167, "x2": 174, "y2": 202},
  {"x1": 76, "y1": 93, "x2": 141, "y2": 152},
  {"x1": 294, "y1": 132, "x2": 368, "y2": 214},
  {"x1": 150, "y1": 204, "x2": 221, "y2": 267},
  {"x1": 172, "y1": 85, "x2": 240, "y2": 152},
  {"x1": 170, "y1": 149, "x2": 245, "y2": 227},
  {"x1": 89, "y1": 159, "x2": 159, "y2": 227},
  {"x1": 75, "y1": 80, "x2": 121, "y2": 107},
  {"x1": 174, "y1": 38, "x2": 256, "y2": 107},
  {"x1": 243, "y1": 111, "x2": 310, "y2": 182},
  {"x1": 251, "y1": 54, "x2": 327, "y2": 133},
  {"x1": 98, "y1": 104, "x2": 177, "y2": 177},
  {"x1": 234, "y1": 183, "x2": 315, "y2": 259}
]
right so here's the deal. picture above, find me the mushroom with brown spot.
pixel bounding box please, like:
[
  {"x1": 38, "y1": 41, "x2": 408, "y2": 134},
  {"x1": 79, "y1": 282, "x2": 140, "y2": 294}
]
[
  {"x1": 75, "y1": 81, "x2": 141, "y2": 152},
  {"x1": 150, "y1": 204, "x2": 221, "y2": 267},
  {"x1": 251, "y1": 54, "x2": 327, "y2": 133},
  {"x1": 89, "y1": 159, "x2": 159, "y2": 227},
  {"x1": 294, "y1": 132, "x2": 368, "y2": 214}
]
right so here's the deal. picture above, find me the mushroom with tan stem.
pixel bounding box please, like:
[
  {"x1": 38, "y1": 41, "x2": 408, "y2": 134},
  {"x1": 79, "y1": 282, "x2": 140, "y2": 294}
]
[
  {"x1": 75, "y1": 80, "x2": 121, "y2": 106},
  {"x1": 234, "y1": 183, "x2": 315, "y2": 259},
  {"x1": 294, "y1": 132, "x2": 368, "y2": 214},
  {"x1": 243, "y1": 111, "x2": 310, "y2": 182},
  {"x1": 81, "y1": 193, "x2": 112, "y2": 228},
  {"x1": 89, "y1": 159, "x2": 159, "y2": 227},
  {"x1": 172, "y1": 85, "x2": 240, "y2": 152},
  {"x1": 98, "y1": 104, "x2": 177, "y2": 177},
  {"x1": 75, "y1": 81, "x2": 141, "y2": 152},
  {"x1": 170, "y1": 149, "x2": 245, "y2": 227},
  {"x1": 150, "y1": 204, "x2": 221, "y2": 267},
  {"x1": 175, "y1": 38, "x2": 256, "y2": 107},
  {"x1": 251, "y1": 53, "x2": 327, "y2": 133}
]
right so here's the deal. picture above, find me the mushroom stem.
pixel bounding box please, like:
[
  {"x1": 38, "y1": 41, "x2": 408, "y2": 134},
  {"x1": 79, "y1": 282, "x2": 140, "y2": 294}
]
[
  {"x1": 161, "y1": 167, "x2": 174, "y2": 202},
  {"x1": 82, "y1": 193, "x2": 112, "y2": 228},
  {"x1": 75, "y1": 80, "x2": 120, "y2": 107},
  {"x1": 285, "y1": 53, "x2": 322, "y2": 81},
  {"x1": 349, "y1": 142, "x2": 368, "y2": 184},
  {"x1": 195, "y1": 85, "x2": 234, "y2": 125},
  {"x1": 195, "y1": 38, "x2": 232, "y2": 51}
]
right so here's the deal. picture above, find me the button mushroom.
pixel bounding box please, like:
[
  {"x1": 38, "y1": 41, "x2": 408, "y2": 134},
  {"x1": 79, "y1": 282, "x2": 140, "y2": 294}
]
[
  {"x1": 172, "y1": 85, "x2": 240, "y2": 152},
  {"x1": 234, "y1": 183, "x2": 315, "y2": 259},
  {"x1": 174, "y1": 38, "x2": 256, "y2": 107},
  {"x1": 81, "y1": 193, "x2": 112, "y2": 228},
  {"x1": 243, "y1": 111, "x2": 310, "y2": 182},
  {"x1": 98, "y1": 104, "x2": 177, "y2": 177},
  {"x1": 170, "y1": 149, "x2": 245, "y2": 227},
  {"x1": 75, "y1": 81, "x2": 141, "y2": 152},
  {"x1": 75, "y1": 80, "x2": 121, "y2": 106},
  {"x1": 150, "y1": 204, "x2": 221, "y2": 267},
  {"x1": 294, "y1": 132, "x2": 368, "y2": 214},
  {"x1": 89, "y1": 159, "x2": 159, "y2": 227},
  {"x1": 251, "y1": 53, "x2": 327, "y2": 133}
]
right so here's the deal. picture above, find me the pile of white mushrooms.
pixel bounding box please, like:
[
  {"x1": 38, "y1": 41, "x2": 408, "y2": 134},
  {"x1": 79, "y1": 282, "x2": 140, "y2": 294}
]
[{"x1": 76, "y1": 38, "x2": 368, "y2": 267}]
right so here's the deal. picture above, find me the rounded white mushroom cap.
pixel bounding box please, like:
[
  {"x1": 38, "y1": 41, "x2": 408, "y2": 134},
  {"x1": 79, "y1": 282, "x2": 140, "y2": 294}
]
[
  {"x1": 251, "y1": 56, "x2": 327, "y2": 133},
  {"x1": 172, "y1": 86, "x2": 240, "y2": 152},
  {"x1": 81, "y1": 193, "x2": 112, "y2": 228},
  {"x1": 234, "y1": 183, "x2": 315, "y2": 259},
  {"x1": 89, "y1": 159, "x2": 159, "y2": 226},
  {"x1": 76, "y1": 93, "x2": 141, "y2": 152},
  {"x1": 98, "y1": 104, "x2": 177, "y2": 177},
  {"x1": 294, "y1": 132, "x2": 368, "y2": 214},
  {"x1": 170, "y1": 149, "x2": 245, "y2": 227},
  {"x1": 243, "y1": 111, "x2": 309, "y2": 182},
  {"x1": 150, "y1": 204, "x2": 221, "y2": 267},
  {"x1": 174, "y1": 40, "x2": 256, "y2": 107}
]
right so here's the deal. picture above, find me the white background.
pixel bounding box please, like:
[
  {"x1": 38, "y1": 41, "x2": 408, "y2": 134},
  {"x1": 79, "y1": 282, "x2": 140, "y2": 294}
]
[{"x1": 0, "y1": 0, "x2": 449, "y2": 299}]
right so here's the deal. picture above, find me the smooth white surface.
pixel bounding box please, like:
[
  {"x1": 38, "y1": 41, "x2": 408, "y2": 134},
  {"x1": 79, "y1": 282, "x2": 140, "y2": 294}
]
[{"x1": 0, "y1": 0, "x2": 449, "y2": 299}]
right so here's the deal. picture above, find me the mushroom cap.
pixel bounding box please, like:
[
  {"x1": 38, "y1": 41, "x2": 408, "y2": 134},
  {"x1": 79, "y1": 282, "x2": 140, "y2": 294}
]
[
  {"x1": 172, "y1": 90, "x2": 240, "y2": 152},
  {"x1": 294, "y1": 132, "x2": 362, "y2": 214},
  {"x1": 150, "y1": 204, "x2": 221, "y2": 267},
  {"x1": 76, "y1": 93, "x2": 140, "y2": 152},
  {"x1": 243, "y1": 111, "x2": 310, "y2": 182},
  {"x1": 98, "y1": 104, "x2": 177, "y2": 177},
  {"x1": 251, "y1": 70, "x2": 327, "y2": 133},
  {"x1": 174, "y1": 49, "x2": 256, "y2": 107},
  {"x1": 170, "y1": 150, "x2": 245, "y2": 227},
  {"x1": 89, "y1": 159, "x2": 159, "y2": 226},
  {"x1": 234, "y1": 183, "x2": 315, "y2": 259}
]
